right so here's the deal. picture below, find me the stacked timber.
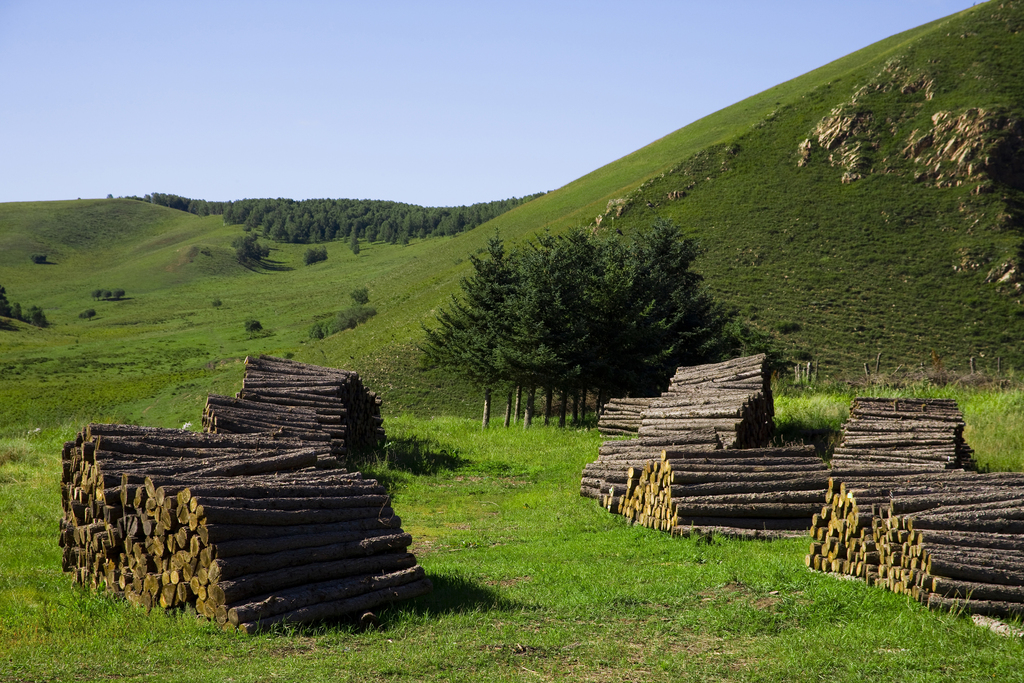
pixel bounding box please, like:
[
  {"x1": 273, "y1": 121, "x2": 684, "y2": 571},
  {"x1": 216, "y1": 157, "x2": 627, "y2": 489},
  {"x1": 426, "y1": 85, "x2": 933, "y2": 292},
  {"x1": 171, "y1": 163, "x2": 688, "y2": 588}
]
[
  {"x1": 807, "y1": 471, "x2": 1024, "y2": 619},
  {"x1": 609, "y1": 445, "x2": 830, "y2": 539},
  {"x1": 202, "y1": 393, "x2": 347, "y2": 465},
  {"x1": 831, "y1": 397, "x2": 976, "y2": 471},
  {"x1": 580, "y1": 429, "x2": 721, "y2": 501},
  {"x1": 59, "y1": 424, "x2": 430, "y2": 632},
  {"x1": 597, "y1": 398, "x2": 653, "y2": 436},
  {"x1": 639, "y1": 354, "x2": 774, "y2": 449},
  {"x1": 207, "y1": 355, "x2": 385, "y2": 452}
]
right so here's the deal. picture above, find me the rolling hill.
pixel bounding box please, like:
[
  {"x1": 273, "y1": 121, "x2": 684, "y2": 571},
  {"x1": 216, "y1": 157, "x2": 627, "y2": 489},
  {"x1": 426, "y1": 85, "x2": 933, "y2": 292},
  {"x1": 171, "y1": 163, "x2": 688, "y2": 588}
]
[{"x1": 2, "y1": 1, "x2": 1023, "y2": 433}]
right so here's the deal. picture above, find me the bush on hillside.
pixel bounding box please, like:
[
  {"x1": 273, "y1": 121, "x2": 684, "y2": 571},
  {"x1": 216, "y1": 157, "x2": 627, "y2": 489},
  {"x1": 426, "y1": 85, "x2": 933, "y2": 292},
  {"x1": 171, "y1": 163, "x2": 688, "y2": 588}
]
[
  {"x1": 244, "y1": 319, "x2": 263, "y2": 338},
  {"x1": 232, "y1": 235, "x2": 270, "y2": 265},
  {"x1": 333, "y1": 305, "x2": 376, "y2": 332},
  {"x1": 350, "y1": 287, "x2": 370, "y2": 305},
  {"x1": 304, "y1": 246, "x2": 328, "y2": 266},
  {"x1": 26, "y1": 306, "x2": 47, "y2": 328},
  {"x1": 30, "y1": 254, "x2": 47, "y2": 264},
  {"x1": 79, "y1": 309, "x2": 96, "y2": 320}
]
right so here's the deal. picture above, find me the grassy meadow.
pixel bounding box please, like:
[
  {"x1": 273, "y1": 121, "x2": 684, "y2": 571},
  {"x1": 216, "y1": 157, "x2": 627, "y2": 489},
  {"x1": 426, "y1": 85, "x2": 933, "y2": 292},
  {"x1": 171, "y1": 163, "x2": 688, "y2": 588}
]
[
  {"x1": 4, "y1": 397, "x2": 1024, "y2": 682},
  {"x1": 4, "y1": 2, "x2": 1024, "y2": 679}
]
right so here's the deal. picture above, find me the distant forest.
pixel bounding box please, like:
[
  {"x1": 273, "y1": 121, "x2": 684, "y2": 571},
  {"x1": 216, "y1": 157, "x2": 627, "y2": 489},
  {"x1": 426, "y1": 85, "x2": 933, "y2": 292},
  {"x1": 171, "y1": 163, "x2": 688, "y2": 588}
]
[{"x1": 122, "y1": 191, "x2": 546, "y2": 244}]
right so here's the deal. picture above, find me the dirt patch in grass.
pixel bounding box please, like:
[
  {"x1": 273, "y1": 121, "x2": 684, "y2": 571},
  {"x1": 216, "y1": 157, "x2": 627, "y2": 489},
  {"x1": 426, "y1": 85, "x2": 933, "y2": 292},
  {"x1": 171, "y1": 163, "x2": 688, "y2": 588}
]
[{"x1": 484, "y1": 575, "x2": 532, "y2": 588}]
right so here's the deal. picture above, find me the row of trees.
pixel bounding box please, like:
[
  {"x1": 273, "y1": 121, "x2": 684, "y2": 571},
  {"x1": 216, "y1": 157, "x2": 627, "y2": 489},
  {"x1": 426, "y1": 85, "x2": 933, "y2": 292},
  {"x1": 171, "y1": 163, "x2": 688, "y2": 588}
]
[
  {"x1": 0, "y1": 285, "x2": 47, "y2": 327},
  {"x1": 222, "y1": 195, "x2": 544, "y2": 245},
  {"x1": 422, "y1": 221, "x2": 755, "y2": 428},
  {"x1": 90, "y1": 288, "x2": 125, "y2": 300},
  {"x1": 120, "y1": 193, "x2": 229, "y2": 217}
]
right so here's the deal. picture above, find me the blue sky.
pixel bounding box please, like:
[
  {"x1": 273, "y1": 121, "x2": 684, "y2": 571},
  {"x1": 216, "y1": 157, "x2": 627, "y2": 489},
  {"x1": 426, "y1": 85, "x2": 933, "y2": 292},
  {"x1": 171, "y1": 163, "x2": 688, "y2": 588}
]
[{"x1": 0, "y1": 1, "x2": 977, "y2": 206}]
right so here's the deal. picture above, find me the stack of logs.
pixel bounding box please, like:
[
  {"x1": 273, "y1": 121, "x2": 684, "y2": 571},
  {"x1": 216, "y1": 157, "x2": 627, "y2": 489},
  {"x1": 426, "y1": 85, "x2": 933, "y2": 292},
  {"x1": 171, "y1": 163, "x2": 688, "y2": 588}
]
[
  {"x1": 205, "y1": 355, "x2": 385, "y2": 452},
  {"x1": 638, "y1": 354, "x2": 774, "y2": 449},
  {"x1": 584, "y1": 355, "x2": 775, "y2": 508},
  {"x1": 597, "y1": 398, "x2": 653, "y2": 436},
  {"x1": 60, "y1": 424, "x2": 430, "y2": 632},
  {"x1": 807, "y1": 470, "x2": 1024, "y2": 619},
  {"x1": 831, "y1": 397, "x2": 976, "y2": 471},
  {"x1": 608, "y1": 445, "x2": 831, "y2": 538},
  {"x1": 580, "y1": 428, "x2": 721, "y2": 502},
  {"x1": 202, "y1": 394, "x2": 346, "y2": 465}
]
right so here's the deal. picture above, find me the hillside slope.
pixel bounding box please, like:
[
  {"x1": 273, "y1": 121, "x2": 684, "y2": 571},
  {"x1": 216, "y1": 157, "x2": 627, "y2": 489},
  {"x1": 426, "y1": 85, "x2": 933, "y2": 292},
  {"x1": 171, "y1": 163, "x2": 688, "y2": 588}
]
[
  {"x1": 474, "y1": 1, "x2": 1024, "y2": 377},
  {"x1": 2, "y1": 3, "x2": 1023, "y2": 432}
]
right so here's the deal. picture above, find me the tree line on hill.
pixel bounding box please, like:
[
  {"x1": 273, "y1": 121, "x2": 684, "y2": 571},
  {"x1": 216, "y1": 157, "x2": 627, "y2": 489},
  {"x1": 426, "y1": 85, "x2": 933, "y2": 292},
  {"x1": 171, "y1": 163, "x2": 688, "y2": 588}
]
[
  {"x1": 119, "y1": 192, "x2": 546, "y2": 246},
  {"x1": 221, "y1": 195, "x2": 545, "y2": 245},
  {"x1": 422, "y1": 220, "x2": 775, "y2": 427},
  {"x1": 0, "y1": 285, "x2": 47, "y2": 328}
]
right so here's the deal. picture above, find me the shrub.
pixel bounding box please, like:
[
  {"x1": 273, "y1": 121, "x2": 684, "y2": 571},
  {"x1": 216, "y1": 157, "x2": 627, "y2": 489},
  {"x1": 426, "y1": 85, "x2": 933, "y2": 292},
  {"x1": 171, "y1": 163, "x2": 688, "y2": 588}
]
[
  {"x1": 331, "y1": 305, "x2": 377, "y2": 333},
  {"x1": 91, "y1": 289, "x2": 103, "y2": 300},
  {"x1": 101, "y1": 290, "x2": 112, "y2": 300},
  {"x1": 212, "y1": 298, "x2": 222, "y2": 307},
  {"x1": 350, "y1": 287, "x2": 370, "y2": 305},
  {"x1": 111, "y1": 289, "x2": 125, "y2": 300},
  {"x1": 308, "y1": 321, "x2": 328, "y2": 340},
  {"x1": 79, "y1": 309, "x2": 96, "y2": 319},
  {"x1": 30, "y1": 254, "x2": 47, "y2": 264},
  {"x1": 26, "y1": 306, "x2": 47, "y2": 328},
  {"x1": 232, "y1": 235, "x2": 270, "y2": 265},
  {"x1": 244, "y1": 319, "x2": 263, "y2": 338},
  {"x1": 304, "y1": 246, "x2": 328, "y2": 266},
  {"x1": 775, "y1": 321, "x2": 802, "y2": 334}
]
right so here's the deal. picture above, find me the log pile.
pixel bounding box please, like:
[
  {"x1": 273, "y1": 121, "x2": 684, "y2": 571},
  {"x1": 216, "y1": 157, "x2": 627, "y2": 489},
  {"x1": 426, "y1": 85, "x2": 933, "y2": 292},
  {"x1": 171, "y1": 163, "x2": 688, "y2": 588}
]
[
  {"x1": 597, "y1": 398, "x2": 652, "y2": 436},
  {"x1": 202, "y1": 393, "x2": 346, "y2": 466},
  {"x1": 607, "y1": 445, "x2": 830, "y2": 538},
  {"x1": 639, "y1": 354, "x2": 774, "y2": 449},
  {"x1": 203, "y1": 356, "x2": 387, "y2": 466},
  {"x1": 807, "y1": 471, "x2": 1024, "y2": 619},
  {"x1": 831, "y1": 397, "x2": 976, "y2": 471},
  {"x1": 580, "y1": 429, "x2": 721, "y2": 502},
  {"x1": 59, "y1": 424, "x2": 430, "y2": 632},
  {"x1": 584, "y1": 355, "x2": 774, "y2": 505}
]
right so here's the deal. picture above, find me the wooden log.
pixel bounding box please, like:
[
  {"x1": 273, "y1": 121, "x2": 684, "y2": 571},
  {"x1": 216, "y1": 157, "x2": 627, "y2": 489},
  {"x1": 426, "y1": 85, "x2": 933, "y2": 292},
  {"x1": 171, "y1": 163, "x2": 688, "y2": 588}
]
[
  {"x1": 913, "y1": 530, "x2": 1024, "y2": 552},
  {"x1": 193, "y1": 494, "x2": 391, "y2": 511},
  {"x1": 208, "y1": 552, "x2": 418, "y2": 607},
  {"x1": 925, "y1": 593, "x2": 1024, "y2": 619},
  {"x1": 671, "y1": 516, "x2": 809, "y2": 530},
  {"x1": 670, "y1": 502, "x2": 822, "y2": 519},
  {"x1": 211, "y1": 527, "x2": 402, "y2": 560},
  {"x1": 926, "y1": 556, "x2": 1024, "y2": 587},
  {"x1": 208, "y1": 532, "x2": 412, "y2": 582},
  {"x1": 930, "y1": 575, "x2": 1024, "y2": 603},
  {"x1": 198, "y1": 516, "x2": 401, "y2": 545},
  {"x1": 668, "y1": 470, "x2": 831, "y2": 485},
  {"x1": 236, "y1": 577, "x2": 432, "y2": 633},
  {"x1": 226, "y1": 564, "x2": 426, "y2": 626},
  {"x1": 198, "y1": 505, "x2": 398, "y2": 528}
]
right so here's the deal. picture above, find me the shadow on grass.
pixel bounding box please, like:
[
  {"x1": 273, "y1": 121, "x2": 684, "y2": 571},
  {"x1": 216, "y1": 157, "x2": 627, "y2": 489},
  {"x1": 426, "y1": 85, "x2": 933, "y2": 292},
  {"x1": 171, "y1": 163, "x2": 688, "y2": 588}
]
[
  {"x1": 771, "y1": 422, "x2": 840, "y2": 460},
  {"x1": 0, "y1": 318, "x2": 17, "y2": 331},
  {"x1": 255, "y1": 570, "x2": 524, "y2": 637},
  {"x1": 259, "y1": 259, "x2": 293, "y2": 272},
  {"x1": 409, "y1": 569, "x2": 525, "y2": 616},
  {"x1": 351, "y1": 435, "x2": 469, "y2": 478}
]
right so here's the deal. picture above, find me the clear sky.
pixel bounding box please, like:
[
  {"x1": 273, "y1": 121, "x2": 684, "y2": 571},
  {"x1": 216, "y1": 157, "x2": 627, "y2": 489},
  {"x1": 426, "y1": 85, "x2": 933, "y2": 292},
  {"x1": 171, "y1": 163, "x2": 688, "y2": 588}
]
[{"x1": 0, "y1": 1, "x2": 978, "y2": 207}]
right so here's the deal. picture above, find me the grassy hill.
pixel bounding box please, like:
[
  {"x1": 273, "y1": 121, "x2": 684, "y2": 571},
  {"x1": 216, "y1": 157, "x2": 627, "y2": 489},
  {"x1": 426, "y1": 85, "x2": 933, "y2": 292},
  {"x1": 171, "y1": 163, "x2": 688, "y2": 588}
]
[{"x1": 2, "y1": 2, "x2": 1024, "y2": 433}]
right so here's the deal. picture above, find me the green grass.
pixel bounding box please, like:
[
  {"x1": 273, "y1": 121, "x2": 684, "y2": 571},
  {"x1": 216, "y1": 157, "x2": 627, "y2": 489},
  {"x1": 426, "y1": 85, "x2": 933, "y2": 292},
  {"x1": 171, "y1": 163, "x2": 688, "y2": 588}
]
[{"x1": 4, "y1": 397, "x2": 1024, "y2": 682}]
